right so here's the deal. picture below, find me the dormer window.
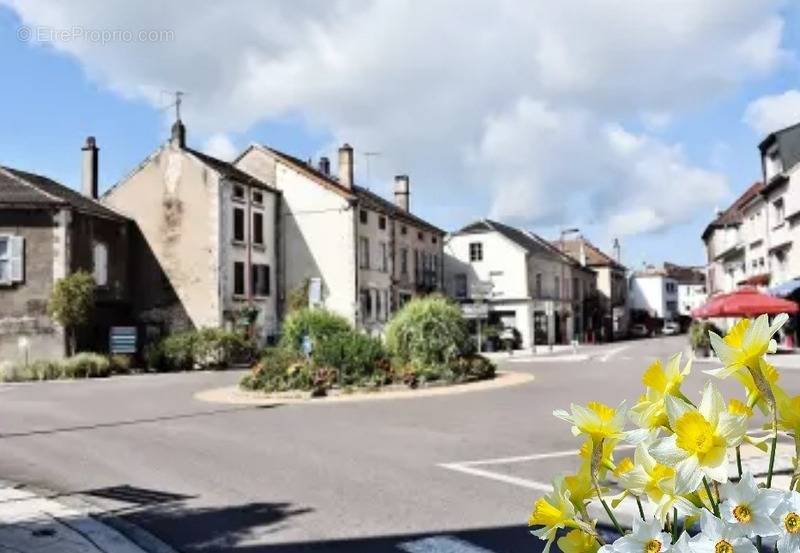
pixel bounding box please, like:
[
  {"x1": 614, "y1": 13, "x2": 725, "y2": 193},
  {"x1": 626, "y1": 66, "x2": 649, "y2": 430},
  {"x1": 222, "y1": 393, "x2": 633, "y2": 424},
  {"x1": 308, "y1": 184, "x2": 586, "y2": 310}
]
[{"x1": 765, "y1": 145, "x2": 783, "y2": 182}]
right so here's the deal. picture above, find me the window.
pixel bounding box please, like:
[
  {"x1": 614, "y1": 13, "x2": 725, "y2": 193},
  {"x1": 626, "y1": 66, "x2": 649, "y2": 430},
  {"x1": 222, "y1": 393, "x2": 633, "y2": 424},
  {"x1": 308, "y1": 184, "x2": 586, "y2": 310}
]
[
  {"x1": 469, "y1": 242, "x2": 483, "y2": 262},
  {"x1": 414, "y1": 249, "x2": 421, "y2": 280},
  {"x1": 766, "y1": 146, "x2": 783, "y2": 181},
  {"x1": 454, "y1": 273, "x2": 467, "y2": 298},
  {"x1": 252, "y1": 190, "x2": 263, "y2": 204},
  {"x1": 253, "y1": 212, "x2": 264, "y2": 245},
  {"x1": 252, "y1": 264, "x2": 270, "y2": 296},
  {"x1": 0, "y1": 236, "x2": 23, "y2": 285},
  {"x1": 380, "y1": 242, "x2": 388, "y2": 272},
  {"x1": 401, "y1": 225, "x2": 407, "y2": 235},
  {"x1": 400, "y1": 248, "x2": 408, "y2": 275},
  {"x1": 360, "y1": 210, "x2": 368, "y2": 224},
  {"x1": 379, "y1": 216, "x2": 386, "y2": 230},
  {"x1": 418, "y1": 231, "x2": 424, "y2": 241},
  {"x1": 572, "y1": 278, "x2": 578, "y2": 300},
  {"x1": 432, "y1": 236, "x2": 437, "y2": 244},
  {"x1": 234, "y1": 262, "x2": 245, "y2": 295},
  {"x1": 233, "y1": 185, "x2": 245, "y2": 200},
  {"x1": 93, "y1": 242, "x2": 108, "y2": 287},
  {"x1": 774, "y1": 198, "x2": 785, "y2": 226},
  {"x1": 375, "y1": 289, "x2": 383, "y2": 321},
  {"x1": 535, "y1": 273, "x2": 542, "y2": 297},
  {"x1": 554, "y1": 276, "x2": 560, "y2": 298},
  {"x1": 759, "y1": 257, "x2": 765, "y2": 267},
  {"x1": 233, "y1": 207, "x2": 245, "y2": 241},
  {"x1": 359, "y1": 237, "x2": 370, "y2": 269}
]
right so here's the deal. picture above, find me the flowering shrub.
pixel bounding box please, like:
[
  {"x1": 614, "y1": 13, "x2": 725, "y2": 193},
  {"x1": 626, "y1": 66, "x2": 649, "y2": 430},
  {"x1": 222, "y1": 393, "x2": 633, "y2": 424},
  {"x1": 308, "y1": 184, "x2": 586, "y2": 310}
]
[{"x1": 529, "y1": 313, "x2": 800, "y2": 553}]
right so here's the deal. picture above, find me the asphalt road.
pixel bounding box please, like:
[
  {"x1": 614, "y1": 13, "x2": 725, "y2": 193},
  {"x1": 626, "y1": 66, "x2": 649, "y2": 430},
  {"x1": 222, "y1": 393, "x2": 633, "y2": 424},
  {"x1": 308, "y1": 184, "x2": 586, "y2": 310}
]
[{"x1": 1, "y1": 336, "x2": 796, "y2": 553}]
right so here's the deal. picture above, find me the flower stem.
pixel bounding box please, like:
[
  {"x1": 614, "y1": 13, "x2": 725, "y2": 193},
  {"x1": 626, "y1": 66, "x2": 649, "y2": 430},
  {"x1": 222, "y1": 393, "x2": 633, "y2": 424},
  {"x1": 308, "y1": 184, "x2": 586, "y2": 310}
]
[
  {"x1": 736, "y1": 445, "x2": 743, "y2": 479},
  {"x1": 672, "y1": 507, "x2": 679, "y2": 543},
  {"x1": 597, "y1": 493, "x2": 624, "y2": 536},
  {"x1": 766, "y1": 424, "x2": 778, "y2": 489},
  {"x1": 636, "y1": 496, "x2": 646, "y2": 521},
  {"x1": 703, "y1": 477, "x2": 720, "y2": 517}
]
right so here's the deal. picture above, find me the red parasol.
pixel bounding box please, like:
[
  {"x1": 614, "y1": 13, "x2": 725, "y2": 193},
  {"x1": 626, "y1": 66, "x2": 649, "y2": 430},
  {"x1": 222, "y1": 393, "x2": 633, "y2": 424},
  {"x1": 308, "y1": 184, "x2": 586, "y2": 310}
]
[{"x1": 692, "y1": 287, "x2": 798, "y2": 319}]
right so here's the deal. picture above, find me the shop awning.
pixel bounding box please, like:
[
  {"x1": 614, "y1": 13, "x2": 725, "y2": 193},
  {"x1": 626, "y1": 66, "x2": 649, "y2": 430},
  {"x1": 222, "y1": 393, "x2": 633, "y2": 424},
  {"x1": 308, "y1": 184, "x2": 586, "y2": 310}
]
[{"x1": 692, "y1": 287, "x2": 798, "y2": 318}]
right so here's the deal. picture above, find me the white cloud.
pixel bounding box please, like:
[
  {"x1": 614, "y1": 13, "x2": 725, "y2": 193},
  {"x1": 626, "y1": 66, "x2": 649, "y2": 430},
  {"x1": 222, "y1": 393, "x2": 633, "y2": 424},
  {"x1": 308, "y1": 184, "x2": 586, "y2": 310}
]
[
  {"x1": 201, "y1": 133, "x2": 237, "y2": 161},
  {"x1": 2, "y1": 0, "x2": 787, "y2": 236},
  {"x1": 743, "y1": 89, "x2": 800, "y2": 136}
]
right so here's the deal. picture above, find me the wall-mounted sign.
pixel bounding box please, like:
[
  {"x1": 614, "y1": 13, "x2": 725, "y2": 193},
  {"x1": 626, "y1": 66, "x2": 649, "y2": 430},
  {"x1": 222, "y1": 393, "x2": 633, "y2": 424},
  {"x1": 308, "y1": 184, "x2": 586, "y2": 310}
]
[{"x1": 110, "y1": 326, "x2": 137, "y2": 354}]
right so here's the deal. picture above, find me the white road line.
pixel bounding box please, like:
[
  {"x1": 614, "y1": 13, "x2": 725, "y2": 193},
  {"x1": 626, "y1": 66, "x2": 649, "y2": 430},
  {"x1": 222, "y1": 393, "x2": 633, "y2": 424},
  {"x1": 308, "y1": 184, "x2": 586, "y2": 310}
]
[
  {"x1": 439, "y1": 463, "x2": 553, "y2": 491},
  {"x1": 444, "y1": 444, "x2": 635, "y2": 467},
  {"x1": 399, "y1": 536, "x2": 496, "y2": 553},
  {"x1": 597, "y1": 345, "x2": 629, "y2": 362}
]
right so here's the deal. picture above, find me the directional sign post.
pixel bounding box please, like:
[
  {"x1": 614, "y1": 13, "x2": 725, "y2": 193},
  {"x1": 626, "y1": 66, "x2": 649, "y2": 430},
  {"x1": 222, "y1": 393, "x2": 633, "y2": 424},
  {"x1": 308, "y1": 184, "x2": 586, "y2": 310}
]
[
  {"x1": 109, "y1": 326, "x2": 137, "y2": 355},
  {"x1": 467, "y1": 281, "x2": 494, "y2": 353}
]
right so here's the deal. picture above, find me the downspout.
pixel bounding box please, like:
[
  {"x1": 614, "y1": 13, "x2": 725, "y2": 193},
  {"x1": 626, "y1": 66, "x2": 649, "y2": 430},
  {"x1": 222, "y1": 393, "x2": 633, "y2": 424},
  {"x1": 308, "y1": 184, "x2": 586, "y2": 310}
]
[
  {"x1": 352, "y1": 199, "x2": 359, "y2": 327},
  {"x1": 275, "y1": 190, "x2": 283, "y2": 328}
]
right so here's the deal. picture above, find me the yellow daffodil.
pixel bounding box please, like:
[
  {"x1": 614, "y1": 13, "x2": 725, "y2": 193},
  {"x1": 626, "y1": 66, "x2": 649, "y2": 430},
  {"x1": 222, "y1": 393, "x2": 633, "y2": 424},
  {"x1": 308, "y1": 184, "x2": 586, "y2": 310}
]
[
  {"x1": 528, "y1": 476, "x2": 579, "y2": 553},
  {"x1": 564, "y1": 464, "x2": 597, "y2": 511},
  {"x1": 778, "y1": 395, "x2": 800, "y2": 436},
  {"x1": 556, "y1": 528, "x2": 600, "y2": 553},
  {"x1": 554, "y1": 401, "x2": 627, "y2": 445},
  {"x1": 734, "y1": 358, "x2": 786, "y2": 414},
  {"x1": 642, "y1": 353, "x2": 692, "y2": 396},
  {"x1": 708, "y1": 313, "x2": 788, "y2": 378},
  {"x1": 649, "y1": 382, "x2": 747, "y2": 493},
  {"x1": 728, "y1": 398, "x2": 754, "y2": 418},
  {"x1": 578, "y1": 437, "x2": 618, "y2": 478}
]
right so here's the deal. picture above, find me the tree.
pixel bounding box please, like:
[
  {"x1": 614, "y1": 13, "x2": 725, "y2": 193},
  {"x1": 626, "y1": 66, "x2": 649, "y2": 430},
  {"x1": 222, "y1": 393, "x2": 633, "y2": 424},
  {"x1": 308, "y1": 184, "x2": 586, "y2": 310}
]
[{"x1": 48, "y1": 271, "x2": 95, "y2": 356}]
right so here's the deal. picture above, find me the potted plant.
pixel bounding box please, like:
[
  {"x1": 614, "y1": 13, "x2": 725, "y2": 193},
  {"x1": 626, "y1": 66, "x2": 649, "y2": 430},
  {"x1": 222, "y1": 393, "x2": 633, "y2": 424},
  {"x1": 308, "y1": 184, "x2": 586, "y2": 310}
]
[{"x1": 689, "y1": 320, "x2": 720, "y2": 357}]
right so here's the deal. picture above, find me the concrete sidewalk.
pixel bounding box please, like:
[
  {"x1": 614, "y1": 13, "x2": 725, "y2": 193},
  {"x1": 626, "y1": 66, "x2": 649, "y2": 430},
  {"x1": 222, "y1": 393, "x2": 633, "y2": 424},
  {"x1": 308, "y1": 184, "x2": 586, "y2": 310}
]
[
  {"x1": 0, "y1": 482, "x2": 150, "y2": 553},
  {"x1": 694, "y1": 351, "x2": 800, "y2": 370}
]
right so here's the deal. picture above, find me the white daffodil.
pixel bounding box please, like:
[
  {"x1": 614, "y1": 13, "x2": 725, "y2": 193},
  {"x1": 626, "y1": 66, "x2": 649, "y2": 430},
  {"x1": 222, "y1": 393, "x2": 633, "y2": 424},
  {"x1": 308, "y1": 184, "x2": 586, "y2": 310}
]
[
  {"x1": 708, "y1": 314, "x2": 788, "y2": 378},
  {"x1": 606, "y1": 516, "x2": 671, "y2": 553},
  {"x1": 649, "y1": 382, "x2": 747, "y2": 494},
  {"x1": 689, "y1": 510, "x2": 758, "y2": 553},
  {"x1": 719, "y1": 471, "x2": 781, "y2": 538},
  {"x1": 772, "y1": 490, "x2": 800, "y2": 553},
  {"x1": 554, "y1": 401, "x2": 627, "y2": 445},
  {"x1": 670, "y1": 532, "x2": 692, "y2": 553}
]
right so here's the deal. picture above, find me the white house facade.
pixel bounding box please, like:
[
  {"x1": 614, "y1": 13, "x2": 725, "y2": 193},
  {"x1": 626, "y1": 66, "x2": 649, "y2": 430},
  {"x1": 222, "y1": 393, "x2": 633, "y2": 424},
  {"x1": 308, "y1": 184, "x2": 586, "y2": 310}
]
[{"x1": 628, "y1": 269, "x2": 679, "y2": 320}]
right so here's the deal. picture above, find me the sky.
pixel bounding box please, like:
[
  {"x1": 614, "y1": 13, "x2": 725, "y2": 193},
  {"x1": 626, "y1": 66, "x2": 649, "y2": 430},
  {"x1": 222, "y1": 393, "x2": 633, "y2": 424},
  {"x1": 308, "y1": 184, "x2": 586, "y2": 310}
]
[{"x1": 2, "y1": 1, "x2": 800, "y2": 269}]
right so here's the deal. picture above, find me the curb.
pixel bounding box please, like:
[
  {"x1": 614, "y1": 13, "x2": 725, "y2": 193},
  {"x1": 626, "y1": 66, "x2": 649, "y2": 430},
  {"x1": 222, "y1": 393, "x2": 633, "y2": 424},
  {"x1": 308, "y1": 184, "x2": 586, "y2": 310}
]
[{"x1": 194, "y1": 370, "x2": 535, "y2": 406}]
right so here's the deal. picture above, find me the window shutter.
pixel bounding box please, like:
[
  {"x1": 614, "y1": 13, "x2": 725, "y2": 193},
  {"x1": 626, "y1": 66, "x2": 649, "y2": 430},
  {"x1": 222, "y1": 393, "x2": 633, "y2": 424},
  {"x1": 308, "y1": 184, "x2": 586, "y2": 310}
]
[{"x1": 10, "y1": 235, "x2": 24, "y2": 283}]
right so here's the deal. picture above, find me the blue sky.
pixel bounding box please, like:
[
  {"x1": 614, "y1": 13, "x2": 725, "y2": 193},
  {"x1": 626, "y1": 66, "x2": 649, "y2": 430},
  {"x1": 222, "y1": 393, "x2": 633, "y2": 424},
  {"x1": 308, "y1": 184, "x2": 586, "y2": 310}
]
[{"x1": 1, "y1": 2, "x2": 800, "y2": 270}]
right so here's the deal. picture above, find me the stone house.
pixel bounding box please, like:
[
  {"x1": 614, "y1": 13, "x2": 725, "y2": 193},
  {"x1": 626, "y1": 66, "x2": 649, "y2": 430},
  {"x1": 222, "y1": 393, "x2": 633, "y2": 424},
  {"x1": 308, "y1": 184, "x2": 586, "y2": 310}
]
[
  {"x1": 559, "y1": 237, "x2": 629, "y2": 340},
  {"x1": 0, "y1": 139, "x2": 130, "y2": 361},
  {"x1": 443, "y1": 219, "x2": 596, "y2": 349},
  {"x1": 102, "y1": 122, "x2": 280, "y2": 344},
  {"x1": 234, "y1": 143, "x2": 445, "y2": 333}
]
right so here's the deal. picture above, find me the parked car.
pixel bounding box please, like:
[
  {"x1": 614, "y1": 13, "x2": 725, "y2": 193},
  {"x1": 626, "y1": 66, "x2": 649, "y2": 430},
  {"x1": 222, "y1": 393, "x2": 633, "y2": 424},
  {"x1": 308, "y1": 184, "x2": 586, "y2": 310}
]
[
  {"x1": 629, "y1": 323, "x2": 651, "y2": 338},
  {"x1": 662, "y1": 321, "x2": 681, "y2": 335}
]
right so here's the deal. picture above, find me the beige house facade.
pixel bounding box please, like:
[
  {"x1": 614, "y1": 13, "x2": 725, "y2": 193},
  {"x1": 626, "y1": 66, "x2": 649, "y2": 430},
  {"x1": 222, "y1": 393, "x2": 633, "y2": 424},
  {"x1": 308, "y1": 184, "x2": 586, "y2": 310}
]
[{"x1": 234, "y1": 143, "x2": 444, "y2": 332}]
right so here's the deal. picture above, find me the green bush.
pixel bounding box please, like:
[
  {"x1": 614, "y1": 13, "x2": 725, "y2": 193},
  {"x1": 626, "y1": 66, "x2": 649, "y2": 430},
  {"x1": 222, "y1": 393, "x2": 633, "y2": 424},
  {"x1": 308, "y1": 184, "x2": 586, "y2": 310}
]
[
  {"x1": 148, "y1": 328, "x2": 255, "y2": 371},
  {"x1": 689, "y1": 320, "x2": 722, "y2": 351},
  {"x1": 241, "y1": 347, "x2": 313, "y2": 392},
  {"x1": 279, "y1": 308, "x2": 352, "y2": 352},
  {"x1": 450, "y1": 354, "x2": 496, "y2": 383},
  {"x1": 28, "y1": 359, "x2": 64, "y2": 380},
  {"x1": 108, "y1": 354, "x2": 132, "y2": 375},
  {"x1": 312, "y1": 331, "x2": 389, "y2": 386},
  {"x1": 62, "y1": 352, "x2": 111, "y2": 378},
  {"x1": 385, "y1": 296, "x2": 471, "y2": 371}
]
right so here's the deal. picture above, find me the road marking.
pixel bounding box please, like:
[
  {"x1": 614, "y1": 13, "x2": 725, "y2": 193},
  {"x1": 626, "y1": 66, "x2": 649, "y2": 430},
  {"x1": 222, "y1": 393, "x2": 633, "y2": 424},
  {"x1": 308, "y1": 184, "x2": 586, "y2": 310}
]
[
  {"x1": 399, "y1": 536, "x2": 496, "y2": 553},
  {"x1": 597, "y1": 345, "x2": 629, "y2": 362},
  {"x1": 439, "y1": 463, "x2": 552, "y2": 491}
]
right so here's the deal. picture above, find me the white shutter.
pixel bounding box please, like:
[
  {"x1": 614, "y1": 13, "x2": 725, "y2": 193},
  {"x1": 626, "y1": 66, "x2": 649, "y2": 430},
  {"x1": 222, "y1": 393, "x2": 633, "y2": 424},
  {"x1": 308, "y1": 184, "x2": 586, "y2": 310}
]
[
  {"x1": 9, "y1": 235, "x2": 24, "y2": 283},
  {"x1": 93, "y1": 242, "x2": 108, "y2": 286}
]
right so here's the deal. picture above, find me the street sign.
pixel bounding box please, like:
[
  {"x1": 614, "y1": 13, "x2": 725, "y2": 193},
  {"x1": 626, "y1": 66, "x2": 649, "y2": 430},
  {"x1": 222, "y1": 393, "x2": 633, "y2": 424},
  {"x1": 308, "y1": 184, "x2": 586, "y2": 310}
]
[
  {"x1": 110, "y1": 326, "x2": 137, "y2": 354},
  {"x1": 470, "y1": 281, "x2": 494, "y2": 300},
  {"x1": 308, "y1": 277, "x2": 322, "y2": 307},
  {"x1": 462, "y1": 303, "x2": 489, "y2": 319}
]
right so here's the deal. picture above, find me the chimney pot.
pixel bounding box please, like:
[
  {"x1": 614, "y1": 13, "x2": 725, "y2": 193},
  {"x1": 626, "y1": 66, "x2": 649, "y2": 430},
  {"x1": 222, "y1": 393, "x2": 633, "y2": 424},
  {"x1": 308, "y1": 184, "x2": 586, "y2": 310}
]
[
  {"x1": 171, "y1": 119, "x2": 186, "y2": 148},
  {"x1": 338, "y1": 143, "x2": 353, "y2": 189},
  {"x1": 318, "y1": 156, "x2": 330, "y2": 175},
  {"x1": 394, "y1": 175, "x2": 410, "y2": 212},
  {"x1": 81, "y1": 136, "x2": 99, "y2": 199}
]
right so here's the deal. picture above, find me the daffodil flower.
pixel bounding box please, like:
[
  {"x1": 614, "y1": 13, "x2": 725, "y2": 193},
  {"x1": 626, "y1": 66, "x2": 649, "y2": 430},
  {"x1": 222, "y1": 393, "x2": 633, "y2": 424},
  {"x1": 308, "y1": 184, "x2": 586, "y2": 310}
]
[
  {"x1": 772, "y1": 490, "x2": 800, "y2": 553},
  {"x1": 778, "y1": 395, "x2": 800, "y2": 437},
  {"x1": 689, "y1": 510, "x2": 758, "y2": 553},
  {"x1": 642, "y1": 353, "x2": 692, "y2": 397},
  {"x1": 719, "y1": 472, "x2": 782, "y2": 538},
  {"x1": 605, "y1": 516, "x2": 671, "y2": 553},
  {"x1": 564, "y1": 464, "x2": 597, "y2": 512},
  {"x1": 732, "y1": 359, "x2": 784, "y2": 415},
  {"x1": 554, "y1": 401, "x2": 627, "y2": 445},
  {"x1": 670, "y1": 532, "x2": 692, "y2": 553},
  {"x1": 528, "y1": 476, "x2": 579, "y2": 553},
  {"x1": 579, "y1": 437, "x2": 619, "y2": 478},
  {"x1": 708, "y1": 314, "x2": 788, "y2": 379},
  {"x1": 556, "y1": 528, "x2": 600, "y2": 553},
  {"x1": 649, "y1": 382, "x2": 747, "y2": 494}
]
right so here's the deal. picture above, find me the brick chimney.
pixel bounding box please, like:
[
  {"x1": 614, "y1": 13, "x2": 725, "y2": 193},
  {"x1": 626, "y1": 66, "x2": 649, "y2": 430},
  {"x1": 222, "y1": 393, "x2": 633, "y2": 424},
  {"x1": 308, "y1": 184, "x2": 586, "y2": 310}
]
[
  {"x1": 171, "y1": 119, "x2": 186, "y2": 148},
  {"x1": 338, "y1": 143, "x2": 353, "y2": 189},
  {"x1": 318, "y1": 156, "x2": 331, "y2": 175},
  {"x1": 394, "y1": 175, "x2": 410, "y2": 212},
  {"x1": 81, "y1": 136, "x2": 99, "y2": 199}
]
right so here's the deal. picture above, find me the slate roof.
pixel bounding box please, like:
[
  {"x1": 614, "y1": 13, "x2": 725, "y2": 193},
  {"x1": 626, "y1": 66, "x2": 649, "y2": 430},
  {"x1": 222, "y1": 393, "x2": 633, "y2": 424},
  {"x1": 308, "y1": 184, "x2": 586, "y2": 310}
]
[
  {"x1": 701, "y1": 181, "x2": 763, "y2": 240},
  {"x1": 557, "y1": 236, "x2": 625, "y2": 270},
  {"x1": 259, "y1": 145, "x2": 444, "y2": 235},
  {"x1": 184, "y1": 148, "x2": 278, "y2": 192},
  {"x1": 0, "y1": 166, "x2": 126, "y2": 220}
]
